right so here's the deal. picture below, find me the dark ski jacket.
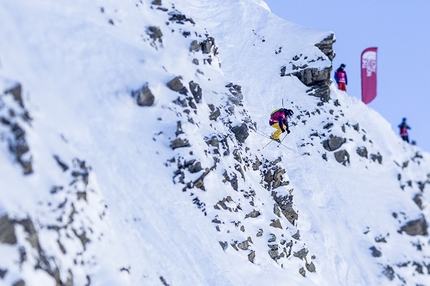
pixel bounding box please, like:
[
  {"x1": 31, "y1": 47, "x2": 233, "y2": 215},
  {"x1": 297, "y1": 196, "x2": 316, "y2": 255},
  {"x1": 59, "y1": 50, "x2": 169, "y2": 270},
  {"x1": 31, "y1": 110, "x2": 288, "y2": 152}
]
[{"x1": 269, "y1": 109, "x2": 289, "y2": 132}]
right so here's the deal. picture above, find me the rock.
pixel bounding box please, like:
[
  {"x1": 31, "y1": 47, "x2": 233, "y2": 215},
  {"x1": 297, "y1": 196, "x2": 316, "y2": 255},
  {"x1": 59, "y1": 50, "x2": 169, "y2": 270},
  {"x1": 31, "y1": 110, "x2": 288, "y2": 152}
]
[
  {"x1": 322, "y1": 135, "x2": 346, "y2": 151},
  {"x1": 267, "y1": 244, "x2": 280, "y2": 260},
  {"x1": 9, "y1": 123, "x2": 33, "y2": 175},
  {"x1": 270, "y1": 219, "x2": 282, "y2": 229},
  {"x1": 292, "y1": 67, "x2": 331, "y2": 86},
  {"x1": 370, "y1": 246, "x2": 382, "y2": 257},
  {"x1": 0, "y1": 215, "x2": 17, "y2": 244},
  {"x1": 293, "y1": 248, "x2": 308, "y2": 260},
  {"x1": 400, "y1": 216, "x2": 428, "y2": 236},
  {"x1": 370, "y1": 153, "x2": 382, "y2": 164},
  {"x1": 151, "y1": 0, "x2": 161, "y2": 5},
  {"x1": 231, "y1": 123, "x2": 249, "y2": 143},
  {"x1": 314, "y1": 33, "x2": 336, "y2": 61},
  {"x1": 201, "y1": 37, "x2": 215, "y2": 54},
  {"x1": 12, "y1": 279, "x2": 25, "y2": 286},
  {"x1": 248, "y1": 251, "x2": 256, "y2": 263},
  {"x1": 0, "y1": 269, "x2": 7, "y2": 278},
  {"x1": 245, "y1": 210, "x2": 261, "y2": 218},
  {"x1": 413, "y1": 193, "x2": 424, "y2": 210},
  {"x1": 208, "y1": 104, "x2": 220, "y2": 121},
  {"x1": 237, "y1": 240, "x2": 249, "y2": 250},
  {"x1": 167, "y1": 77, "x2": 188, "y2": 95},
  {"x1": 306, "y1": 262, "x2": 316, "y2": 272},
  {"x1": 334, "y1": 149, "x2": 350, "y2": 165},
  {"x1": 146, "y1": 26, "x2": 163, "y2": 42},
  {"x1": 272, "y1": 192, "x2": 298, "y2": 225},
  {"x1": 299, "y1": 267, "x2": 306, "y2": 277},
  {"x1": 306, "y1": 81, "x2": 331, "y2": 102},
  {"x1": 356, "y1": 146, "x2": 368, "y2": 158},
  {"x1": 5, "y1": 83, "x2": 24, "y2": 107},
  {"x1": 189, "y1": 81, "x2": 202, "y2": 103},
  {"x1": 292, "y1": 230, "x2": 300, "y2": 240},
  {"x1": 383, "y1": 265, "x2": 395, "y2": 281},
  {"x1": 189, "y1": 40, "x2": 200, "y2": 52},
  {"x1": 268, "y1": 234, "x2": 276, "y2": 243},
  {"x1": 186, "y1": 160, "x2": 202, "y2": 173},
  {"x1": 219, "y1": 241, "x2": 228, "y2": 251},
  {"x1": 170, "y1": 138, "x2": 190, "y2": 149},
  {"x1": 132, "y1": 83, "x2": 155, "y2": 107}
]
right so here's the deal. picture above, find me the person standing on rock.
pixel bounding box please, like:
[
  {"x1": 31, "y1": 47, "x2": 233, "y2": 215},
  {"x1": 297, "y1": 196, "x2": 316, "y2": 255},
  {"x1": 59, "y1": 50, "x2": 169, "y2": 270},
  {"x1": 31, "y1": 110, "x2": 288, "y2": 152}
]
[
  {"x1": 334, "y1": 63, "x2": 347, "y2": 91},
  {"x1": 398, "y1": 117, "x2": 411, "y2": 143},
  {"x1": 269, "y1": 108, "x2": 294, "y2": 143}
]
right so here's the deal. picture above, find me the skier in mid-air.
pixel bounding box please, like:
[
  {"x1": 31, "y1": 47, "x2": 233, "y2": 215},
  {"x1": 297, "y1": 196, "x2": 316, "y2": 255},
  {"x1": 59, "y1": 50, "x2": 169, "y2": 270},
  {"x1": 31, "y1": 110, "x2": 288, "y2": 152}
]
[{"x1": 269, "y1": 108, "x2": 294, "y2": 143}]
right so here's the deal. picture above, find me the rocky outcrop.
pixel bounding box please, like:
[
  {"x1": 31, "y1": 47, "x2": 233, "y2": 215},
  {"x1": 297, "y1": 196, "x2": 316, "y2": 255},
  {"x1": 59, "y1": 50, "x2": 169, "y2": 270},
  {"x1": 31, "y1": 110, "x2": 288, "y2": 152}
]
[
  {"x1": 1, "y1": 82, "x2": 33, "y2": 174},
  {"x1": 314, "y1": 33, "x2": 336, "y2": 61},
  {"x1": 280, "y1": 33, "x2": 334, "y2": 102}
]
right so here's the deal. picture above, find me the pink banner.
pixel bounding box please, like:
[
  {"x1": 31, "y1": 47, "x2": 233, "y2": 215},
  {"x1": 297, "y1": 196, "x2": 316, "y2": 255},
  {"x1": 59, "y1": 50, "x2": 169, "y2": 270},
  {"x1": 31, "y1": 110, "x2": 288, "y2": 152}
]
[{"x1": 361, "y1": 47, "x2": 378, "y2": 104}]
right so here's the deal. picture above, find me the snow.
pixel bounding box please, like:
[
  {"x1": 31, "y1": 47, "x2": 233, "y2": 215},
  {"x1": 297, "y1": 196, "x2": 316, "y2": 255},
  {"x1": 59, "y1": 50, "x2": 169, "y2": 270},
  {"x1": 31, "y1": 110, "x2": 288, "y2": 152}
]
[{"x1": 0, "y1": 0, "x2": 430, "y2": 285}]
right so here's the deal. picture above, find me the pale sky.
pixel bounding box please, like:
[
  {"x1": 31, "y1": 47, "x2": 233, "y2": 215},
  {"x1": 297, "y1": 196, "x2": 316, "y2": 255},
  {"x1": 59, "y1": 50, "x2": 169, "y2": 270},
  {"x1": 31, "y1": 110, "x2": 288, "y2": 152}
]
[{"x1": 264, "y1": 0, "x2": 430, "y2": 152}]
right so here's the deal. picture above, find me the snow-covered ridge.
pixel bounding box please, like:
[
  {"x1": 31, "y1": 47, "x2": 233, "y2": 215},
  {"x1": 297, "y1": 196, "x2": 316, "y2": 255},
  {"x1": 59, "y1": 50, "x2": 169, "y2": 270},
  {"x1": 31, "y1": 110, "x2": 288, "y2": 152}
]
[{"x1": 0, "y1": 0, "x2": 430, "y2": 285}]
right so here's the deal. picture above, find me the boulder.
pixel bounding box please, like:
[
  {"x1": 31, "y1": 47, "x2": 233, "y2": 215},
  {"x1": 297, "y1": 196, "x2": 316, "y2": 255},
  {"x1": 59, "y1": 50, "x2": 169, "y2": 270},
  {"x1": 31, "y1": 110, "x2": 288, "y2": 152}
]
[
  {"x1": 356, "y1": 146, "x2": 368, "y2": 158},
  {"x1": 189, "y1": 81, "x2": 202, "y2": 103},
  {"x1": 334, "y1": 149, "x2": 350, "y2": 165},
  {"x1": 201, "y1": 37, "x2": 215, "y2": 54},
  {"x1": 322, "y1": 135, "x2": 346, "y2": 151},
  {"x1": 167, "y1": 77, "x2": 188, "y2": 95},
  {"x1": 189, "y1": 40, "x2": 200, "y2": 52},
  {"x1": 400, "y1": 216, "x2": 428, "y2": 236},
  {"x1": 132, "y1": 83, "x2": 155, "y2": 107}
]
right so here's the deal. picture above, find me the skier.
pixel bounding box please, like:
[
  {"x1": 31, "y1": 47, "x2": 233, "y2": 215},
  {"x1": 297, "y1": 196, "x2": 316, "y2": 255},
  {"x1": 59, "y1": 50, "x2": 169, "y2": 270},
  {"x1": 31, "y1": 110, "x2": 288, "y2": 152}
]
[
  {"x1": 398, "y1": 117, "x2": 411, "y2": 143},
  {"x1": 269, "y1": 108, "x2": 294, "y2": 143},
  {"x1": 334, "y1": 63, "x2": 347, "y2": 91}
]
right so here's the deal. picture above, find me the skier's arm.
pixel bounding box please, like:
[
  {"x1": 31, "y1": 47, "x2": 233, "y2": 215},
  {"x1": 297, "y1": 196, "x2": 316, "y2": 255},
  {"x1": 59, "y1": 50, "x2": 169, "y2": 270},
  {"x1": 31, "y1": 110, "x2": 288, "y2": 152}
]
[
  {"x1": 334, "y1": 72, "x2": 338, "y2": 83},
  {"x1": 285, "y1": 120, "x2": 290, "y2": 133},
  {"x1": 278, "y1": 116, "x2": 285, "y2": 132},
  {"x1": 345, "y1": 73, "x2": 348, "y2": 85}
]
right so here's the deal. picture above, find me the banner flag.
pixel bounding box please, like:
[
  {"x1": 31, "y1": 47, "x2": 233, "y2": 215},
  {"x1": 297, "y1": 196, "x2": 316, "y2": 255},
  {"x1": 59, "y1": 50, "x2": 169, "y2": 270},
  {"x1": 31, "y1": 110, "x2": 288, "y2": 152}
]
[{"x1": 361, "y1": 47, "x2": 378, "y2": 104}]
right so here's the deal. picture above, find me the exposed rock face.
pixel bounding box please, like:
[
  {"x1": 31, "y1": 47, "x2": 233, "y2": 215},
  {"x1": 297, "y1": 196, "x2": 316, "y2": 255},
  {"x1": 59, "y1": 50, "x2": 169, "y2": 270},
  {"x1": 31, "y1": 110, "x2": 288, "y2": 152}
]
[
  {"x1": 280, "y1": 33, "x2": 334, "y2": 102},
  {"x1": 1, "y1": 83, "x2": 33, "y2": 174},
  {"x1": 272, "y1": 191, "x2": 298, "y2": 225},
  {"x1": 314, "y1": 33, "x2": 336, "y2": 61}
]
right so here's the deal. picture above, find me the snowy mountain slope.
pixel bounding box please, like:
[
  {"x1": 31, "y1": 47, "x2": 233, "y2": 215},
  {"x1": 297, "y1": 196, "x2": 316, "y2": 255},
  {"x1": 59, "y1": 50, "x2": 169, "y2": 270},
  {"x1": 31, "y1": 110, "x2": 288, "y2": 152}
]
[{"x1": 0, "y1": 0, "x2": 430, "y2": 285}]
